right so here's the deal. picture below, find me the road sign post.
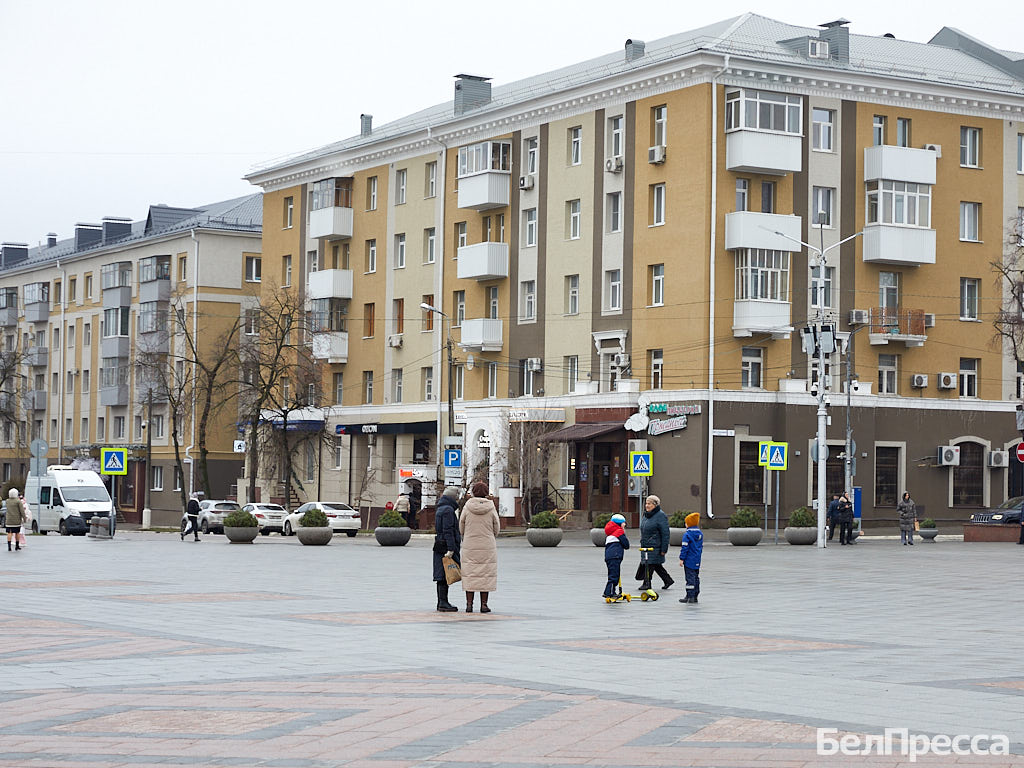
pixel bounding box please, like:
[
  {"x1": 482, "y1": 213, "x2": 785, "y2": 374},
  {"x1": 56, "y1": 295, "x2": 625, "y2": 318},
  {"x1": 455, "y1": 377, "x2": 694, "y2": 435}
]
[
  {"x1": 629, "y1": 451, "x2": 653, "y2": 526},
  {"x1": 1016, "y1": 443, "x2": 1024, "y2": 463},
  {"x1": 758, "y1": 441, "x2": 789, "y2": 544}
]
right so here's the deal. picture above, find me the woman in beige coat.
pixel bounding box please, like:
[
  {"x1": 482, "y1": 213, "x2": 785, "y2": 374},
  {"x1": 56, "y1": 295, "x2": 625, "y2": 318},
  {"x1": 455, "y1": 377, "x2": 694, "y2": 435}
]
[{"x1": 459, "y1": 482, "x2": 500, "y2": 613}]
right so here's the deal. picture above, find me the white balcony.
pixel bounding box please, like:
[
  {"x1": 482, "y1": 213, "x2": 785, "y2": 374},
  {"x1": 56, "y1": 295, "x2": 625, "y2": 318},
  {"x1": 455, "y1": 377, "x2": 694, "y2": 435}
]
[
  {"x1": 308, "y1": 269, "x2": 354, "y2": 300},
  {"x1": 308, "y1": 206, "x2": 354, "y2": 240},
  {"x1": 862, "y1": 225, "x2": 936, "y2": 266},
  {"x1": 312, "y1": 331, "x2": 349, "y2": 364},
  {"x1": 457, "y1": 242, "x2": 509, "y2": 281},
  {"x1": 457, "y1": 171, "x2": 510, "y2": 211},
  {"x1": 725, "y1": 130, "x2": 802, "y2": 175},
  {"x1": 733, "y1": 299, "x2": 792, "y2": 338},
  {"x1": 25, "y1": 346, "x2": 48, "y2": 368},
  {"x1": 458, "y1": 318, "x2": 503, "y2": 352},
  {"x1": 864, "y1": 145, "x2": 936, "y2": 185},
  {"x1": 725, "y1": 211, "x2": 802, "y2": 251}
]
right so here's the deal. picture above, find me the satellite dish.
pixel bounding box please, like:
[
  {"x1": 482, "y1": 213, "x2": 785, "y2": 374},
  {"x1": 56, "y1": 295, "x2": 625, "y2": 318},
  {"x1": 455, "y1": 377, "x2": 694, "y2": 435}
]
[{"x1": 465, "y1": 354, "x2": 475, "y2": 371}]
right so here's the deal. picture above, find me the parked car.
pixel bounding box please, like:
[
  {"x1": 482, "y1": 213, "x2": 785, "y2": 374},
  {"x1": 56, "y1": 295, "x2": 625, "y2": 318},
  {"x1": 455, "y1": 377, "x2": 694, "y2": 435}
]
[
  {"x1": 197, "y1": 500, "x2": 242, "y2": 534},
  {"x1": 969, "y1": 496, "x2": 1024, "y2": 525},
  {"x1": 283, "y1": 501, "x2": 360, "y2": 536},
  {"x1": 242, "y1": 502, "x2": 288, "y2": 535}
]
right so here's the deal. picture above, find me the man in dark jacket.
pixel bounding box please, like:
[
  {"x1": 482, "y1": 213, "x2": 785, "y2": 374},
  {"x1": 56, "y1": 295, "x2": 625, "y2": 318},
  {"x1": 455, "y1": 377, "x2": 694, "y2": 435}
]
[
  {"x1": 432, "y1": 486, "x2": 461, "y2": 612},
  {"x1": 837, "y1": 492, "x2": 854, "y2": 545},
  {"x1": 826, "y1": 493, "x2": 840, "y2": 541},
  {"x1": 637, "y1": 495, "x2": 673, "y2": 591},
  {"x1": 182, "y1": 492, "x2": 202, "y2": 542}
]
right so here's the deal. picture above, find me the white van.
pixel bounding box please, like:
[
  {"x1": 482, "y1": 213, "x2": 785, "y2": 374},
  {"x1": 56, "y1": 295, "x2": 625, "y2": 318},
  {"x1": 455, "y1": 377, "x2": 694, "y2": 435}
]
[{"x1": 25, "y1": 466, "x2": 114, "y2": 536}]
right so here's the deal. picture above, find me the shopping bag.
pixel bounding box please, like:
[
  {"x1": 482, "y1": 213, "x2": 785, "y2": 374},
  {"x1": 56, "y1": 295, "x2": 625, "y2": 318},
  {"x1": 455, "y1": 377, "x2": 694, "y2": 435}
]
[
  {"x1": 914, "y1": 520, "x2": 920, "y2": 532},
  {"x1": 17, "y1": 532, "x2": 26, "y2": 547},
  {"x1": 442, "y1": 555, "x2": 462, "y2": 585}
]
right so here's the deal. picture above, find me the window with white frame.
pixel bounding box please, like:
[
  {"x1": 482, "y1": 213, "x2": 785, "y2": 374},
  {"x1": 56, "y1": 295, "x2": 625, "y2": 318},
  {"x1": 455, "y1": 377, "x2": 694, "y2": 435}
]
[
  {"x1": 608, "y1": 115, "x2": 623, "y2": 158},
  {"x1": 872, "y1": 115, "x2": 886, "y2": 146},
  {"x1": 424, "y1": 228, "x2": 435, "y2": 263},
  {"x1": 808, "y1": 39, "x2": 829, "y2": 58},
  {"x1": 102, "y1": 307, "x2": 130, "y2": 337},
  {"x1": 735, "y1": 179, "x2": 749, "y2": 211},
  {"x1": 810, "y1": 265, "x2": 835, "y2": 309},
  {"x1": 283, "y1": 196, "x2": 293, "y2": 228},
  {"x1": 960, "y1": 278, "x2": 980, "y2": 320},
  {"x1": 82, "y1": 370, "x2": 89, "y2": 392},
  {"x1": 741, "y1": 347, "x2": 763, "y2": 389},
  {"x1": 244, "y1": 308, "x2": 258, "y2": 335},
  {"x1": 367, "y1": 176, "x2": 377, "y2": 210},
  {"x1": 566, "y1": 355, "x2": 578, "y2": 393},
  {"x1": 607, "y1": 192, "x2": 621, "y2": 233},
  {"x1": 606, "y1": 269, "x2": 622, "y2": 311},
  {"x1": 454, "y1": 291, "x2": 465, "y2": 327},
  {"x1": 878, "y1": 353, "x2": 898, "y2": 395},
  {"x1": 457, "y1": 141, "x2": 511, "y2": 176},
  {"x1": 497, "y1": 213, "x2": 505, "y2": 242},
  {"x1": 812, "y1": 186, "x2": 834, "y2": 227},
  {"x1": 866, "y1": 181, "x2": 931, "y2": 227},
  {"x1": 422, "y1": 367, "x2": 434, "y2": 401},
  {"x1": 650, "y1": 349, "x2": 663, "y2": 389},
  {"x1": 959, "y1": 358, "x2": 979, "y2": 397},
  {"x1": 488, "y1": 286, "x2": 499, "y2": 320},
  {"x1": 521, "y1": 280, "x2": 536, "y2": 321},
  {"x1": 454, "y1": 365, "x2": 465, "y2": 400},
  {"x1": 366, "y1": 239, "x2": 376, "y2": 272},
  {"x1": 152, "y1": 465, "x2": 163, "y2": 491},
  {"x1": 523, "y1": 208, "x2": 537, "y2": 247},
  {"x1": 1018, "y1": 207, "x2": 1024, "y2": 247},
  {"x1": 735, "y1": 250, "x2": 790, "y2": 301},
  {"x1": 960, "y1": 127, "x2": 981, "y2": 168},
  {"x1": 568, "y1": 126, "x2": 582, "y2": 165},
  {"x1": 525, "y1": 137, "x2": 538, "y2": 175},
  {"x1": 724, "y1": 89, "x2": 802, "y2": 134},
  {"x1": 651, "y1": 183, "x2": 666, "y2": 226},
  {"x1": 114, "y1": 416, "x2": 125, "y2": 439},
  {"x1": 811, "y1": 108, "x2": 834, "y2": 151},
  {"x1": 1018, "y1": 133, "x2": 1023, "y2": 174},
  {"x1": 652, "y1": 105, "x2": 667, "y2": 147},
  {"x1": 896, "y1": 117, "x2": 911, "y2": 148},
  {"x1": 80, "y1": 418, "x2": 87, "y2": 442},
  {"x1": 244, "y1": 256, "x2": 261, "y2": 282},
  {"x1": 282, "y1": 254, "x2": 292, "y2": 286},
  {"x1": 565, "y1": 274, "x2": 579, "y2": 315},
  {"x1": 650, "y1": 264, "x2": 664, "y2": 306},
  {"x1": 879, "y1": 272, "x2": 899, "y2": 311},
  {"x1": 394, "y1": 233, "x2": 406, "y2": 268},
  {"x1": 395, "y1": 169, "x2": 407, "y2": 204},
  {"x1": 152, "y1": 414, "x2": 164, "y2": 438},
  {"x1": 960, "y1": 202, "x2": 980, "y2": 241},
  {"x1": 97, "y1": 417, "x2": 105, "y2": 440},
  {"x1": 333, "y1": 372, "x2": 344, "y2": 404},
  {"x1": 392, "y1": 369, "x2": 403, "y2": 403},
  {"x1": 363, "y1": 371, "x2": 374, "y2": 404},
  {"x1": 307, "y1": 249, "x2": 318, "y2": 275},
  {"x1": 487, "y1": 362, "x2": 498, "y2": 398},
  {"x1": 456, "y1": 222, "x2": 467, "y2": 249},
  {"x1": 522, "y1": 363, "x2": 535, "y2": 397}
]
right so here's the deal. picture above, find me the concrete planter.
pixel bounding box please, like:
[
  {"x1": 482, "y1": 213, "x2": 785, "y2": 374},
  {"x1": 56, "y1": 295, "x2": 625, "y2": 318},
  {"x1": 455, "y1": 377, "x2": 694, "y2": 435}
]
[
  {"x1": 590, "y1": 528, "x2": 606, "y2": 546},
  {"x1": 784, "y1": 527, "x2": 817, "y2": 545},
  {"x1": 526, "y1": 527, "x2": 563, "y2": 547},
  {"x1": 296, "y1": 527, "x2": 333, "y2": 546},
  {"x1": 224, "y1": 526, "x2": 258, "y2": 544},
  {"x1": 669, "y1": 527, "x2": 685, "y2": 547},
  {"x1": 374, "y1": 526, "x2": 412, "y2": 546},
  {"x1": 727, "y1": 527, "x2": 763, "y2": 546},
  {"x1": 918, "y1": 527, "x2": 939, "y2": 542}
]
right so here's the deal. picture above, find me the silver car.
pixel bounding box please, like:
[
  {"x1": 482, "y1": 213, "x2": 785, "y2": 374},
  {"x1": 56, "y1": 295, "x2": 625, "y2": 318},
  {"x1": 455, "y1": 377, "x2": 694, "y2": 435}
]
[
  {"x1": 198, "y1": 500, "x2": 242, "y2": 534},
  {"x1": 242, "y1": 502, "x2": 288, "y2": 535}
]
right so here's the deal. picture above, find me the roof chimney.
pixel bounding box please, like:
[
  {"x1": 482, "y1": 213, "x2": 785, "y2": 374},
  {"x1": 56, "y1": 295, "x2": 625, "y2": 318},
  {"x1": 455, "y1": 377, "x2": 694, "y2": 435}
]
[
  {"x1": 819, "y1": 19, "x2": 851, "y2": 64},
  {"x1": 74, "y1": 223, "x2": 102, "y2": 250},
  {"x1": 46, "y1": 233, "x2": 57, "y2": 248},
  {"x1": 454, "y1": 74, "x2": 492, "y2": 116},
  {"x1": 0, "y1": 242, "x2": 29, "y2": 268},
  {"x1": 360, "y1": 113, "x2": 373, "y2": 137},
  {"x1": 625, "y1": 39, "x2": 646, "y2": 62},
  {"x1": 101, "y1": 216, "x2": 132, "y2": 243}
]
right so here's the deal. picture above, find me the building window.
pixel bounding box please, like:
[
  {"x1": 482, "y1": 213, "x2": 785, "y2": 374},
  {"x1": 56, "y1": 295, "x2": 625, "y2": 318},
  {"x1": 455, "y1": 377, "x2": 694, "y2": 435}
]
[
  {"x1": 608, "y1": 116, "x2": 623, "y2": 158},
  {"x1": 363, "y1": 303, "x2": 375, "y2": 338},
  {"x1": 67, "y1": 325, "x2": 75, "y2": 348},
  {"x1": 282, "y1": 255, "x2": 292, "y2": 286},
  {"x1": 393, "y1": 298, "x2": 404, "y2": 334},
  {"x1": 1018, "y1": 133, "x2": 1023, "y2": 174},
  {"x1": 606, "y1": 269, "x2": 622, "y2": 311},
  {"x1": 952, "y1": 441, "x2": 984, "y2": 506},
  {"x1": 960, "y1": 278, "x2": 980, "y2": 320},
  {"x1": 488, "y1": 286, "x2": 499, "y2": 320},
  {"x1": 394, "y1": 233, "x2": 406, "y2": 268},
  {"x1": 523, "y1": 209, "x2": 537, "y2": 247},
  {"x1": 85, "y1": 274, "x2": 93, "y2": 298},
  {"x1": 761, "y1": 181, "x2": 775, "y2": 214},
  {"x1": 650, "y1": 349, "x2": 663, "y2": 389},
  {"x1": 735, "y1": 250, "x2": 790, "y2": 301},
  {"x1": 525, "y1": 137, "x2": 538, "y2": 174},
  {"x1": 521, "y1": 281, "x2": 536, "y2": 321},
  {"x1": 366, "y1": 239, "x2": 376, "y2": 272},
  {"x1": 607, "y1": 192, "x2": 621, "y2": 233},
  {"x1": 487, "y1": 362, "x2": 498, "y2": 398},
  {"x1": 453, "y1": 365, "x2": 465, "y2": 400},
  {"x1": 866, "y1": 181, "x2": 931, "y2": 227},
  {"x1": 879, "y1": 271, "x2": 899, "y2": 311},
  {"x1": 568, "y1": 126, "x2": 582, "y2": 165},
  {"x1": 896, "y1": 117, "x2": 911, "y2": 148},
  {"x1": 79, "y1": 418, "x2": 88, "y2": 442},
  {"x1": 872, "y1": 115, "x2": 887, "y2": 146},
  {"x1": 522, "y1": 363, "x2": 534, "y2": 397},
  {"x1": 151, "y1": 465, "x2": 163, "y2": 492},
  {"x1": 283, "y1": 196, "x2": 294, "y2": 228},
  {"x1": 392, "y1": 369, "x2": 403, "y2": 403},
  {"x1": 652, "y1": 105, "x2": 667, "y2": 147},
  {"x1": 959, "y1": 358, "x2": 978, "y2": 398},
  {"x1": 725, "y1": 89, "x2": 802, "y2": 134},
  {"x1": 456, "y1": 141, "x2": 511, "y2": 177},
  {"x1": 367, "y1": 176, "x2": 378, "y2": 210},
  {"x1": 567, "y1": 199, "x2": 581, "y2": 240},
  {"x1": 424, "y1": 228, "x2": 435, "y2": 264},
  {"x1": 69, "y1": 278, "x2": 76, "y2": 302},
  {"x1": 333, "y1": 372, "x2": 344, "y2": 404},
  {"x1": 738, "y1": 442, "x2": 765, "y2": 504},
  {"x1": 82, "y1": 370, "x2": 90, "y2": 393},
  {"x1": 650, "y1": 264, "x2": 664, "y2": 306},
  {"x1": 651, "y1": 184, "x2": 666, "y2": 226},
  {"x1": 454, "y1": 291, "x2": 465, "y2": 327},
  {"x1": 735, "y1": 179, "x2": 749, "y2": 211},
  {"x1": 564, "y1": 275, "x2": 579, "y2": 315},
  {"x1": 741, "y1": 347, "x2": 763, "y2": 389},
  {"x1": 97, "y1": 417, "x2": 104, "y2": 440},
  {"x1": 363, "y1": 371, "x2": 374, "y2": 404},
  {"x1": 423, "y1": 367, "x2": 434, "y2": 401},
  {"x1": 425, "y1": 162, "x2": 437, "y2": 197},
  {"x1": 152, "y1": 414, "x2": 164, "y2": 438},
  {"x1": 810, "y1": 265, "x2": 835, "y2": 309},
  {"x1": 960, "y1": 202, "x2": 980, "y2": 242},
  {"x1": 421, "y1": 296, "x2": 434, "y2": 331},
  {"x1": 878, "y1": 354, "x2": 898, "y2": 395},
  {"x1": 812, "y1": 186, "x2": 834, "y2": 227},
  {"x1": 960, "y1": 127, "x2": 981, "y2": 168},
  {"x1": 456, "y1": 221, "x2": 467, "y2": 249},
  {"x1": 244, "y1": 308, "x2": 259, "y2": 335},
  {"x1": 566, "y1": 355, "x2": 578, "y2": 393},
  {"x1": 114, "y1": 416, "x2": 125, "y2": 440},
  {"x1": 102, "y1": 307, "x2": 130, "y2": 337},
  {"x1": 395, "y1": 169, "x2": 407, "y2": 204},
  {"x1": 874, "y1": 446, "x2": 899, "y2": 507},
  {"x1": 244, "y1": 256, "x2": 261, "y2": 282},
  {"x1": 811, "y1": 108, "x2": 834, "y2": 151}
]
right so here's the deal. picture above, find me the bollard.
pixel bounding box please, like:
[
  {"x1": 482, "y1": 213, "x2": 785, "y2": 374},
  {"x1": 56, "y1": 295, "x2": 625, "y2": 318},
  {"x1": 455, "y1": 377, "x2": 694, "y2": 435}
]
[{"x1": 87, "y1": 515, "x2": 112, "y2": 540}]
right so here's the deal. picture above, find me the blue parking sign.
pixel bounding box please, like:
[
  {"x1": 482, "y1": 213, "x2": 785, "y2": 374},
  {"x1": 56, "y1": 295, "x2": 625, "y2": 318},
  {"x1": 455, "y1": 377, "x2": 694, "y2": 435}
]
[{"x1": 444, "y1": 449, "x2": 463, "y2": 468}]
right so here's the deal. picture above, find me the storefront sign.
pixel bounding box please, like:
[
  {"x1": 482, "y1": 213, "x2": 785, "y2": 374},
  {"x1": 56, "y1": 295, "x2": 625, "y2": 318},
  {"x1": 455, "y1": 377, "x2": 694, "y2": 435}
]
[
  {"x1": 647, "y1": 415, "x2": 688, "y2": 435},
  {"x1": 647, "y1": 403, "x2": 702, "y2": 416},
  {"x1": 507, "y1": 408, "x2": 565, "y2": 422}
]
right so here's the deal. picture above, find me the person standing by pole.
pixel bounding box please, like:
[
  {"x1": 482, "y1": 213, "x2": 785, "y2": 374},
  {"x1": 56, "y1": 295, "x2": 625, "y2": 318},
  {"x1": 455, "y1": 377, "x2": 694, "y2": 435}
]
[{"x1": 837, "y1": 492, "x2": 854, "y2": 546}]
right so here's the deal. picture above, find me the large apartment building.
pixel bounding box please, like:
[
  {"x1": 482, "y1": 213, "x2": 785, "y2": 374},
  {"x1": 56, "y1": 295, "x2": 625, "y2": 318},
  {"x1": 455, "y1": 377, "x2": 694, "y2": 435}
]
[
  {"x1": 246, "y1": 14, "x2": 1024, "y2": 525},
  {"x1": 0, "y1": 195, "x2": 262, "y2": 526}
]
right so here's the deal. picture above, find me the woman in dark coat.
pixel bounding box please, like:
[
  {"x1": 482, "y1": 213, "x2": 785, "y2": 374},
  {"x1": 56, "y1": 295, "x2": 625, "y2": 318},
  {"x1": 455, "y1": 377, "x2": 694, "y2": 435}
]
[
  {"x1": 897, "y1": 492, "x2": 917, "y2": 546},
  {"x1": 432, "y1": 486, "x2": 462, "y2": 612},
  {"x1": 636, "y1": 494, "x2": 673, "y2": 591}
]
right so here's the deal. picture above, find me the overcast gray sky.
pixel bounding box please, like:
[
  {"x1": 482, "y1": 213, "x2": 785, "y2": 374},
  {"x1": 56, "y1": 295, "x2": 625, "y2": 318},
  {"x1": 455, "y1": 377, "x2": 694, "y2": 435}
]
[{"x1": 0, "y1": 0, "x2": 1019, "y2": 246}]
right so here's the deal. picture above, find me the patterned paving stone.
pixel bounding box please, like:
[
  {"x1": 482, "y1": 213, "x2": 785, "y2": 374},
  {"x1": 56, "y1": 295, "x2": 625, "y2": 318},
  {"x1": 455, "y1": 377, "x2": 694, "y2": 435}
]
[
  {"x1": 541, "y1": 633, "x2": 862, "y2": 657},
  {"x1": 289, "y1": 610, "x2": 522, "y2": 624},
  {"x1": 109, "y1": 592, "x2": 301, "y2": 603},
  {"x1": 0, "y1": 579, "x2": 147, "y2": 589}
]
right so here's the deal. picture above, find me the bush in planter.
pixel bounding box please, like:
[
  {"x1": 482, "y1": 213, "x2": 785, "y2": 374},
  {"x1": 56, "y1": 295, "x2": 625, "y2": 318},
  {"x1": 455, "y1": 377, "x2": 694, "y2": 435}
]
[
  {"x1": 788, "y1": 507, "x2": 815, "y2": 527},
  {"x1": 728, "y1": 507, "x2": 762, "y2": 546},
  {"x1": 919, "y1": 517, "x2": 937, "y2": 529},
  {"x1": 668, "y1": 511, "x2": 689, "y2": 528},
  {"x1": 300, "y1": 508, "x2": 329, "y2": 528},
  {"x1": 593, "y1": 513, "x2": 613, "y2": 528},
  {"x1": 730, "y1": 507, "x2": 761, "y2": 528},
  {"x1": 784, "y1": 506, "x2": 817, "y2": 545},
  {"x1": 222, "y1": 509, "x2": 258, "y2": 543},
  {"x1": 527, "y1": 510, "x2": 562, "y2": 547},
  {"x1": 529, "y1": 510, "x2": 560, "y2": 529},
  {"x1": 590, "y1": 513, "x2": 613, "y2": 546},
  {"x1": 374, "y1": 508, "x2": 411, "y2": 546},
  {"x1": 223, "y1": 510, "x2": 257, "y2": 528},
  {"x1": 377, "y1": 509, "x2": 408, "y2": 528}
]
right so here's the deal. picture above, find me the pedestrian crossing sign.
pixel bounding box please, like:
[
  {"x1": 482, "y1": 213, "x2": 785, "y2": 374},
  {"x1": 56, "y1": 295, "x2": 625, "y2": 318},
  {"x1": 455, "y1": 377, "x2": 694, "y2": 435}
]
[
  {"x1": 100, "y1": 447, "x2": 128, "y2": 475},
  {"x1": 758, "y1": 441, "x2": 788, "y2": 471},
  {"x1": 629, "y1": 451, "x2": 653, "y2": 477}
]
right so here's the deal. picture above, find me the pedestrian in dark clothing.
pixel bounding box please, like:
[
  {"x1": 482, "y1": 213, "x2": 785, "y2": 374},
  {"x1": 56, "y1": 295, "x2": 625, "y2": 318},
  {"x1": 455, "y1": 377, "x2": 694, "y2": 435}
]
[
  {"x1": 182, "y1": 492, "x2": 202, "y2": 542},
  {"x1": 826, "y1": 493, "x2": 840, "y2": 541},
  {"x1": 603, "y1": 514, "x2": 630, "y2": 598},
  {"x1": 837, "y1": 492, "x2": 854, "y2": 545},
  {"x1": 897, "y1": 492, "x2": 917, "y2": 546},
  {"x1": 432, "y1": 486, "x2": 461, "y2": 612},
  {"x1": 636, "y1": 495, "x2": 673, "y2": 590},
  {"x1": 677, "y1": 512, "x2": 703, "y2": 603}
]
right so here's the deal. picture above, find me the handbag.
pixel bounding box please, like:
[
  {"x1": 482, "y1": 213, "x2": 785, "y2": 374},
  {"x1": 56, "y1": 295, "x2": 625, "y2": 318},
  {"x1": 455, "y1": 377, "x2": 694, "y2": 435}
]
[
  {"x1": 442, "y1": 555, "x2": 462, "y2": 585},
  {"x1": 914, "y1": 520, "x2": 920, "y2": 531},
  {"x1": 432, "y1": 539, "x2": 447, "y2": 554}
]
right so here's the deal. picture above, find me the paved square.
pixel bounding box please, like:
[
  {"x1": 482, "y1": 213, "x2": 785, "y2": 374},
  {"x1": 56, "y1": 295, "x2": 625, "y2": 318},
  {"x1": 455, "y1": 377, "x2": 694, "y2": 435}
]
[{"x1": 0, "y1": 530, "x2": 1021, "y2": 766}]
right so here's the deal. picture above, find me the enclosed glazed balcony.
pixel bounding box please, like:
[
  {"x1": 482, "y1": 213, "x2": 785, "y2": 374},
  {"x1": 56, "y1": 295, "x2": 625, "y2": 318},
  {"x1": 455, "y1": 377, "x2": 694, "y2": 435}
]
[
  {"x1": 726, "y1": 131, "x2": 802, "y2": 175},
  {"x1": 725, "y1": 211, "x2": 802, "y2": 251},
  {"x1": 307, "y1": 269, "x2": 354, "y2": 300},
  {"x1": 101, "y1": 336, "x2": 131, "y2": 358},
  {"x1": 862, "y1": 225, "x2": 936, "y2": 266},
  {"x1": 867, "y1": 307, "x2": 927, "y2": 348},
  {"x1": 863, "y1": 145, "x2": 936, "y2": 185},
  {"x1": 0, "y1": 289, "x2": 17, "y2": 326},
  {"x1": 724, "y1": 89, "x2": 802, "y2": 175},
  {"x1": 101, "y1": 262, "x2": 132, "y2": 307},
  {"x1": 311, "y1": 331, "x2": 349, "y2": 364},
  {"x1": 25, "y1": 346, "x2": 48, "y2": 368},
  {"x1": 309, "y1": 178, "x2": 355, "y2": 240},
  {"x1": 26, "y1": 389, "x2": 46, "y2": 410},
  {"x1": 457, "y1": 242, "x2": 509, "y2": 281},
  {"x1": 733, "y1": 300, "x2": 793, "y2": 338},
  {"x1": 458, "y1": 318, "x2": 503, "y2": 352},
  {"x1": 457, "y1": 140, "x2": 511, "y2": 211},
  {"x1": 99, "y1": 384, "x2": 129, "y2": 407}
]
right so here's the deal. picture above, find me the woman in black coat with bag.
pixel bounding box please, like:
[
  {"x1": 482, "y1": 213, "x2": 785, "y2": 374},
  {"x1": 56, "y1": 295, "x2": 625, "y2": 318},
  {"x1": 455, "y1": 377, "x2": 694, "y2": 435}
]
[{"x1": 432, "y1": 486, "x2": 462, "y2": 612}]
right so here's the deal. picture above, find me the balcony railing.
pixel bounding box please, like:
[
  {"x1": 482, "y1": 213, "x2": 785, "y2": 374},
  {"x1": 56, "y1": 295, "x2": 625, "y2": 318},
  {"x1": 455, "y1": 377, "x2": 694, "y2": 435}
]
[{"x1": 868, "y1": 307, "x2": 927, "y2": 347}]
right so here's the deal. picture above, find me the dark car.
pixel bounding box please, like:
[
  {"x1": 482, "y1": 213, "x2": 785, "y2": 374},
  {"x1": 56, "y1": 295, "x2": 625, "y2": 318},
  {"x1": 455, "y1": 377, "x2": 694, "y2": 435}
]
[{"x1": 970, "y1": 496, "x2": 1024, "y2": 524}]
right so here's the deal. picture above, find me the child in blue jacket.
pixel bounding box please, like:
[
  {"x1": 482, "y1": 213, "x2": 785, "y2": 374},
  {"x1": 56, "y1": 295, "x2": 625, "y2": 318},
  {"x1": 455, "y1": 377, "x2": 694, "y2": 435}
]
[
  {"x1": 603, "y1": 514, "x2": 630, "y2": 598},
  {"x1": 678, "y1": 512, "x2": 703, "y2": 603}
]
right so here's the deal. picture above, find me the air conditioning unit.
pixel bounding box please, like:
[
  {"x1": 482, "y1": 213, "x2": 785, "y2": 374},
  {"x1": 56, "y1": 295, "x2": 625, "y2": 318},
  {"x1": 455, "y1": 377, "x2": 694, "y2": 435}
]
[
  {"x1": 605, "y1": 156, "x2": 624, "y2": 173},
  {"x1": 937, "y1": 372, "x2": 957, "y2": 389},
  {"x1": 923, "y1": 143, "x2": 942, "y2": 157},
  {"x1": 989, "y1": 450, "x2": 1010, "y2": 468},
  {"x1": 648, "y1": 145, "x2": 666, "y2": 164},
  {"x1": 938, "y1": 445, "x2": 961, "y2": 466},
  {"x1": 519, "y1": 174, "x2": 535, "y2": 190},
  {"x1": 386, "y1": 334, "x2": 403, "y2": 348},
  {"x1": 848, "y1": 309, "x2": 870, "y2": 325},
  {"x1": 924, "y1": 313, "x2": 936, "y2": 328},
  {"x1": 911, "y1": 373, "x2": 929, "y2": 389},
  {"x1": 612, "y1": 352, "x2": 630, "y2": 369},
  {"x1": 526, "y1": 357, "x2": 543, "y2": 372}
]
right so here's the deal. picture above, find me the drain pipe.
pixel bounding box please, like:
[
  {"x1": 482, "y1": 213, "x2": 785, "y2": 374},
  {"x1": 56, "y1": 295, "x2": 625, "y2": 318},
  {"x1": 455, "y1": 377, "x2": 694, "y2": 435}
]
[
  {"x1": 56, "y1": 260, "x2": 67, "y2": 465},
  {"x1": 185, "y1": 229, "x2": 199, "y2": 495},
  {"x1": 705, "y1": 54, "x2": 730, "y2": 520},
  {"x1": 426, "y1": 125, "x2": 447, "y2": 490}
]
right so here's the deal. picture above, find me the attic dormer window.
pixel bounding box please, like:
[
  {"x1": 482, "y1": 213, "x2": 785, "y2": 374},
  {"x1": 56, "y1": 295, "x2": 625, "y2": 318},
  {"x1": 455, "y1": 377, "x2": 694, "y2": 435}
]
[{"x1": 809, "y1": 39, "x2": 830, "y2": 59}]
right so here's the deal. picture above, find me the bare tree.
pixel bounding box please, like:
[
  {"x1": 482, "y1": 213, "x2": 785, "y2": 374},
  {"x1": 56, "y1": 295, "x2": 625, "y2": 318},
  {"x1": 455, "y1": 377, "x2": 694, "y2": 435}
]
[
  {"x1": 993, "y1": 215, "x2": 1024, "y2": 374},
  {"x1": 491, "y1": 409, "x2": 561, "y2": 521}
]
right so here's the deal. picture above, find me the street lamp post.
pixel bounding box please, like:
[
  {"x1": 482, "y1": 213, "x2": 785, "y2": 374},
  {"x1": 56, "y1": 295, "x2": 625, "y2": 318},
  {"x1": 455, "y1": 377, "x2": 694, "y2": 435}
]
[
  {"x1": 420, "y1": 302, "x2": 456, "y2": 469},
  {"x1": 142, "y1": 389, "x2": 153, "y2": 529}
]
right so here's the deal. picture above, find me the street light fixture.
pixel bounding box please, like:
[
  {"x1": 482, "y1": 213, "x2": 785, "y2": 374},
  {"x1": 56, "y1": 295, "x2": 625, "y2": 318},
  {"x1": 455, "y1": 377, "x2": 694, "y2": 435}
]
[{"x1": 420, "y1": 302, "x2": 456, "y2": 456}]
